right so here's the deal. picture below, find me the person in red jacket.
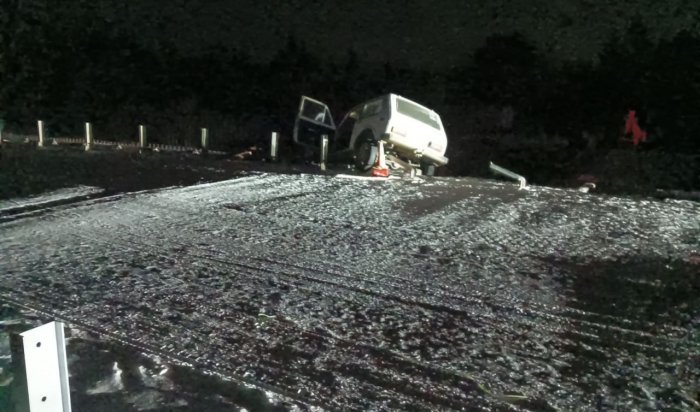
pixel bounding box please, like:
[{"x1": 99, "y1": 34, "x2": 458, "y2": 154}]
[{"x1": 624, "y1": 109, "x2": 648, "y2": 146}]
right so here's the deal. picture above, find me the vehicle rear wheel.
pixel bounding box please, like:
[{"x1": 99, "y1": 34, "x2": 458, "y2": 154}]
[
  {"x1": 354, "y1": 138, "x2": 378, "y2": 171},
  {"x1": 420, "y1": 161, "x2": 436, "y2": 176}
]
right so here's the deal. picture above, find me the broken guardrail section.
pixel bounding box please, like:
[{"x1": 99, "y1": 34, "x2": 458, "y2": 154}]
[{"x1": 489, "y1": 162, "x2": 527, "y2": 190}]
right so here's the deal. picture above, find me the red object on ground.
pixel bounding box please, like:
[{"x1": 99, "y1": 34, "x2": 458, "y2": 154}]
[
  {"x1": 624, "y1": 110, "x2": 648, "y2": 146},
  {"x1": 370, "y1": 141, "x2": 390, "y2": 177},
  {"x1": 371, "y1": 167, "x2": 390, "y2": 177},
  {"x1": 577, "y1": 174, "x2": 599, "y2": 184}
]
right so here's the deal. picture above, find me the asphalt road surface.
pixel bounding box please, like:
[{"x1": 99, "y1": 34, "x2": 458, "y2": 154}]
[{"x1": 1, "y1": 173, "x2": 698, "y2": 411}]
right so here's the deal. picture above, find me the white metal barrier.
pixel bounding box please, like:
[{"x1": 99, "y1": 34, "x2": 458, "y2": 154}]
[{"x1": 20, "y1": 321, "x2": 72, "y2": 412}]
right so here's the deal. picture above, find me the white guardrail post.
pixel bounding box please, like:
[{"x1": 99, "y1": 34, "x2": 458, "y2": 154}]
[
  {"x1": 37, "y1": 121, "x2": 45, "y2": 148},
  {"x1": 84, "y1": 122, "x2": 93, "y2": 151},
  {"x1": 139, "y1": 125, "x2": 147, "y2": 151},
  {"x1": 320, "y1": 134, "x2": 329, "y2": 171},
  {"x1": 200, "y1": 128, "x2": 209, "y2": 155},
  {"x1": 20, "y1": 321, "x2": 72, "y2": 412},
  {"x1": 270, "y1": 132, "x2": 279, "y2": 162}
]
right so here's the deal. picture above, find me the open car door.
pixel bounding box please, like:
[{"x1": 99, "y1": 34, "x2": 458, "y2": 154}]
[
  {"x1": 293, "y1": 96, "x2": 336, "y2": 151},
  {"x1": 327, "y1": 106, "x2": 361, "y2": 162}
]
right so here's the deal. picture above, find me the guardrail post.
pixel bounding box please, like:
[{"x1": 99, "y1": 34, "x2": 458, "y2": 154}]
[
  {"x1": 320, "y1": 134, "x2": 329, "y2": 171},
  {"x1": 20, "y1": 321, "x2": 72, "y2": 412},
  {"x1": 37, "y1": 120, "x2": 45, "y2": 148},
  {"x1": 84, "y1": 122, "x2": 93, "y2": 151},
  {"x1": 270, "y1": 132, "x2": 279, "y2": 161},
  {"x1": 139, "y1": 125, "x2": 147, "y2": 151},
  {"x1": 200, "y1": 128, "x2": 209, "y2": 155}
]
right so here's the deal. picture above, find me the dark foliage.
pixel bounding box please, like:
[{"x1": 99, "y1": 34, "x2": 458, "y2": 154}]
[{"x1": 0, "y1": 4, "x2": 698, "y2": 188}]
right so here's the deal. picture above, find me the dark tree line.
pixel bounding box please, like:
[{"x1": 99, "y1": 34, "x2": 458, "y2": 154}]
[
  {"x1": 447, "y1": 21, "x2": 700, "y2": 154},
  {"x1": 1, "y1": 3, "x2": 698, "y2": 173},
  {"x1": 440, "y1": 21, "x2": 700, "y2": 184}
]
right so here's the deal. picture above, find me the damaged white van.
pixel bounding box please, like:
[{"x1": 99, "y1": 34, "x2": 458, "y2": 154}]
[{"x1": 293, "y1": 94, "x2": 449, "y2": 175}]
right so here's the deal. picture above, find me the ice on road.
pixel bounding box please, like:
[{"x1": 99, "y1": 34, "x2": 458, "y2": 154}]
[{"x1": 1, "y1": 173, "x2": 698, "y2": 411}]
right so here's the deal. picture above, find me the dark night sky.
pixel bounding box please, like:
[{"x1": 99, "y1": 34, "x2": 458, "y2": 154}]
[{"x1": 85, "y1": 0, "x2": 700, "y2": 68}]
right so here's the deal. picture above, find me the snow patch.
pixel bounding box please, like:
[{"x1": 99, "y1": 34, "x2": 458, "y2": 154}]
[{"x1": 0, "y1": 185, "x2": 104, "y2": 214}]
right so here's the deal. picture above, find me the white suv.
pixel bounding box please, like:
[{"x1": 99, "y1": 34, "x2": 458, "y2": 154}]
[{"x1": 293, "y1": 94, "x2": 448, "y2": 175}]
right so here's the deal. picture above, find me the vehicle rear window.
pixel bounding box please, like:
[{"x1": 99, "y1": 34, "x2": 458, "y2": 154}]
[
  {"x1": 395, "y1": 98, "x2": 441, "y2": 130},
  {"x1": 360, "y1": 99, "x2": 383, "y2": 119}
]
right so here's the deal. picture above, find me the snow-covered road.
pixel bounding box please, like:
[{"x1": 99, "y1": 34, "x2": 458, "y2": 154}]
[{"x1": 1, "y1": 173, "x2": 698, "y2": 411}]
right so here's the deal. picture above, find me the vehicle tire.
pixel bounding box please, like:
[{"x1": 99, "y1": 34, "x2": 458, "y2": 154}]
[
  {"x1": 354, "y1": 136, "x2": 378, "y2": 172},
  {"x1": 420, "y1": 161, "x2": 436, "y2": 176}
]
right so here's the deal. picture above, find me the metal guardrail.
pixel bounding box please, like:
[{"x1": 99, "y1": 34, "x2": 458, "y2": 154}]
[
  {"x1": 489, "y1": 161, "x2": 527, "y2": 190},
  {"x1": 1, "y1": 132, "x2": 228, "y2": 155}
]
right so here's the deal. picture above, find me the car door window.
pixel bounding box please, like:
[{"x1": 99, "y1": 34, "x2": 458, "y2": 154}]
[
  {"x1": 294, "y1": 96, "x2": 336, "y2": 148},
  {"x1": 301, "y1": 99, "x2": 334, "y2": 127}
]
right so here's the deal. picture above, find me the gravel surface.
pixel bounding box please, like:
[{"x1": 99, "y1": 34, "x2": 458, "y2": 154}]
[
  {"x1": 0, "y1": 307, "x2": 297, "y2": 412},
  {"x1": 1, "y1": 173, "x2": 698, "y2": 411}
]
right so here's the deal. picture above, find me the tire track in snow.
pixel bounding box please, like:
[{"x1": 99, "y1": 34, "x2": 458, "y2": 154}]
[
  {"x1": 61, "y1": 193, "x2": 691, "y2": 355},
  {"x1": 1, "y1": 174, "x2": 698, "y2": 411},
  {"x1": 56, "y1": 221, "x2": 518, "y2": 409},
  {"x1": 26, "y1": 197, "x2": 687, "y2": 410}
]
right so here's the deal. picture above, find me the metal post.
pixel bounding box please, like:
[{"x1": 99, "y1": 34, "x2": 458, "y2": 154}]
[
  {"x1": 0, "y1": 118, "x2": 5, "y2": 146},
  {"x1": 37, "y1": 121, "x2": 45, "y2": 148},
  {"x1": 200, "y1": 128, "x2": 209, "y2": 154},
  {"x1": 139, "y1": 125, "x2": 147, "y2": 150},
  {"x1": 84, "y1": 122, "x2": 93, "y2": 151},
  {"x1": 320, "y1": 134, "x2": 329, "y2": 171},
  {"x1": 270, "y1": 132, "x2": 279, "y2": 161},
  {"x1": 20, "y1": 321, "x2": 72, "y2": 412}
]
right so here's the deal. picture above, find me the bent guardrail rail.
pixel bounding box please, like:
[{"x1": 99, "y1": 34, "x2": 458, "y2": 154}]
[{"x1": 489, "y1": 162, "x2": 527, "y2": 190}]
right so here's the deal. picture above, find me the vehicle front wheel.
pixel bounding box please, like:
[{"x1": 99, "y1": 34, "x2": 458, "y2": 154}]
[{"x1": 354, "y1": 139, "x2": 378, "y2": 172}]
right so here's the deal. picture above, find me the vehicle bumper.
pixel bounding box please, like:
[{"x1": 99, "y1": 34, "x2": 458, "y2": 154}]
[
  {"x1": 382, "y1": 133, "x2": 449, "y2": 166},
  {"x1": 421, "y1": 148, "x2": 449, "y2": 166}
]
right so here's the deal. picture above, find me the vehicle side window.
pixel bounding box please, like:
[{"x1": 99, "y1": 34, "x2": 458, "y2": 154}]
[{"x1": 360, "y1": 100, "x2": 383, "y2": 120}]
